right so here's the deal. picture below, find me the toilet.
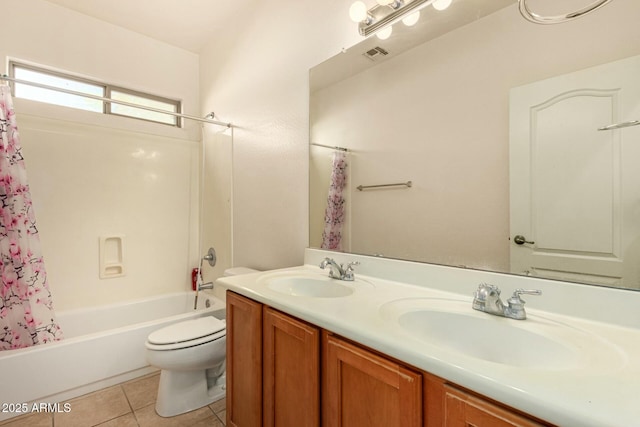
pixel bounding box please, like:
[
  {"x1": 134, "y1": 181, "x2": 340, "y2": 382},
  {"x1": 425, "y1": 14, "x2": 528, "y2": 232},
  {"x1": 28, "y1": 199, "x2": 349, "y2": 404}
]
[{"x1": 145, "y1": 267, "x2": 259, "y2": 417}]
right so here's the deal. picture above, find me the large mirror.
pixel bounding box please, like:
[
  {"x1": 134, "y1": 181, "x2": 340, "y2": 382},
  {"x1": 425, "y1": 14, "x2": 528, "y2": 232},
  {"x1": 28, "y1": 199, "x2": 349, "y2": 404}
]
[{"x1": 309, "y1": 0, "x2": 640, "y2": 290}]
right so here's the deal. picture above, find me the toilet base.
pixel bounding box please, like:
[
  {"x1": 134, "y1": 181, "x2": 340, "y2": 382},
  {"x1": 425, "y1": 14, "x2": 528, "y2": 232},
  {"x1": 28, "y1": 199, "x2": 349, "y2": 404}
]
[{"x1": 155, "y1": 369, "x2": 226, "y2": 418}]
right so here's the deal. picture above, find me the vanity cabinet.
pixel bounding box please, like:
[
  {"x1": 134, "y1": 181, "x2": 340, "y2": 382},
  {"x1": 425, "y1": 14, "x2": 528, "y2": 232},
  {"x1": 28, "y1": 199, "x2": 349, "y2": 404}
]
[{"x1": 226, "y1": 291, "x2": 552, "y2": 427}]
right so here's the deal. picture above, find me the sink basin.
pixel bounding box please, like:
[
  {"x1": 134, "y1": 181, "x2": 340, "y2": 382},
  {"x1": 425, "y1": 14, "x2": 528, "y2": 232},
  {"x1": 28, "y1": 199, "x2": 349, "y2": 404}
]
[
  {"x1": 265, "y1": 275, "x2": 354, "y2": 298},
  {"x1": 398, "y1": 309, "x2": 579, "y2": 369},
  {"x1": 380, "y1": 298, "x2": 617, "y2": 370}
]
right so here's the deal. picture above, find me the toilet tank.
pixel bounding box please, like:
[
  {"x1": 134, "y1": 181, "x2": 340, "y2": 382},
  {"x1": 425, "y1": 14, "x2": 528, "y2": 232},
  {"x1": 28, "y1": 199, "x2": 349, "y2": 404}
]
[
  {"x1": 223, "y1": 267, "x2": 260, "y2": 276},
  {"x1": 215, "y1": 267, "x2": 260, "y2": 301}
]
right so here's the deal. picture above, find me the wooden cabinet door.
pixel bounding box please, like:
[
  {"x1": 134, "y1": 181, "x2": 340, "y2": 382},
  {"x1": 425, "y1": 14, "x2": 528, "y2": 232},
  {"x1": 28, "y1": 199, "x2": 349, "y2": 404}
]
[
  {"x1": 226, "y1": 291, "x2": 263, "y2": 427},
  {"x1": 263, "y1": 307, "x2": 320, "y2": 427},
  {"x1": 423, "y1": 372, "x2": 446, "y2": 427},
  {"x1": 444, "y1": 385, "x2": 548, "y2": 427},
  {"x1": 322, "y1": 332, "x2": 422, "y2": 427}
]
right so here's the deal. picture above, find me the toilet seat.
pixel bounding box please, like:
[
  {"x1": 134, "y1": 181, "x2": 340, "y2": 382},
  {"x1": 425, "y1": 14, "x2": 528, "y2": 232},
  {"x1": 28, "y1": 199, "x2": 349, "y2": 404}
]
[{"x1": 146, "y1": 317, "x2": 226, "y2": 351}]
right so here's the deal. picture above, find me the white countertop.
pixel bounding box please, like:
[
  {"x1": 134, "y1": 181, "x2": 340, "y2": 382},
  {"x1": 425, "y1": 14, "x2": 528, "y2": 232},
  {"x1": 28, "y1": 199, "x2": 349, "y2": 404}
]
[{"x1": 216, "y1": 252, "x2": 640, "y2": 427}]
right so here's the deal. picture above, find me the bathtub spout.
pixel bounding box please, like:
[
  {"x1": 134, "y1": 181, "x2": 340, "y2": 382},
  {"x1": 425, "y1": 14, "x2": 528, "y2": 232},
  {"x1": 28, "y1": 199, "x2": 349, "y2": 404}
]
[
  {"x1": 198, "y1": 281, "x2": 214, "y2": 291},
  {"x1": 194, "y1": 282, "x2": 214, "y2": 310}
]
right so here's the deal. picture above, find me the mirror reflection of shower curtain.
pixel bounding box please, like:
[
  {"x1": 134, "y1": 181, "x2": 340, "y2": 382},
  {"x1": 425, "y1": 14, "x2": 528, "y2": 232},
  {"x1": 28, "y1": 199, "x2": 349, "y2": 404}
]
[
  {"x1": 321, "y1": 151, "x2": 348, "y2": 250},
  {"x1": 0, "y1": 85, "x2": 63, "y2": 350}
]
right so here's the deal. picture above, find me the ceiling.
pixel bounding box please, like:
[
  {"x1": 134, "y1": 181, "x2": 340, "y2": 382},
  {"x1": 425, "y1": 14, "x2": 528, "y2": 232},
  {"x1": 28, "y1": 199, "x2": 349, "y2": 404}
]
[{"x1": 44, "y1": 0, "x2": 257, "y2": 53}]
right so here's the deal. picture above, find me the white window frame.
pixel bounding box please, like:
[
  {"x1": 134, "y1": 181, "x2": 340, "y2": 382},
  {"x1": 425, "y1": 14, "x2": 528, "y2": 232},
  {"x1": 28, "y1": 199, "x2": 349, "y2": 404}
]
[{"x1": 9, "y1": 62, "x2": 182, "y2": 127}]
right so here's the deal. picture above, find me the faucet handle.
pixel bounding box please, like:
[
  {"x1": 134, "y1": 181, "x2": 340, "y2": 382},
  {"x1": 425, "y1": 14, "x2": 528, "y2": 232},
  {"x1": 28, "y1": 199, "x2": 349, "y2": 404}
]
[
  {"x1": 342, "y1": 261, "x2": 360, "y2": 281},
  {"x1": 474, "y1": 283, "x2": 500, "y2": 301},
  {"x1": 472, "y1": 283, "x2": 501, "y2": 312},
  {"x1": 506, "y1": 289, "x2": 541, "y2": 320},
  {"x1": 511, "y1": 288, "x2": 542, "y2": 301},
  {"x1": 319, "y1": 257, "x2": 332, "y2": 268}
]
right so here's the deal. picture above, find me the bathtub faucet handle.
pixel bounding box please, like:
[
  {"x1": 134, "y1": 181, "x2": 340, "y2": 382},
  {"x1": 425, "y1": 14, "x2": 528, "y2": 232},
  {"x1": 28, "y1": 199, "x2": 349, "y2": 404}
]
[{"x1": 202, "y1": 247, "x2": 217, "y2": 267}]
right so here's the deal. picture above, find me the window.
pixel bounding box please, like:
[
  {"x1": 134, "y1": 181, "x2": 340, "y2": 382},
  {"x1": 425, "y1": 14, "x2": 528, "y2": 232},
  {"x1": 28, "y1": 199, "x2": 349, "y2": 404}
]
[{"x1": 9, "y1": 62, "x2": 181, "y2": 127}]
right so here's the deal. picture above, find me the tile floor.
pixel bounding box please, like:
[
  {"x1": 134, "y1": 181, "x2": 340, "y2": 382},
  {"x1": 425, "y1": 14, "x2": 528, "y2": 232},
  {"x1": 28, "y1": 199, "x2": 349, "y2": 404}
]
[{"x1": 0, "y1": 372, "x2": 226, "y2": 427}]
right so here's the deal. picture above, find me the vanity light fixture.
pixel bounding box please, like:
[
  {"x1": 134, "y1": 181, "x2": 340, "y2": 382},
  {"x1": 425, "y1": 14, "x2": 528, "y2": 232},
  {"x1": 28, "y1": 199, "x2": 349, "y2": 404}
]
[
  {"x1": 376, "y1": 26, "x2": 393, "y2": 40},
  {"x1": 432, "y1": 0, "x2": 452, "y2": 11},
  {"x1": 402, "y1": 11, "x2": 420, "y2": 26},
  {"x1": 349, "y1": 0, "x2": 452, "y2": 38},
  {"x1": 376, "y1": 0, "x2": 402, "y2": 6}
]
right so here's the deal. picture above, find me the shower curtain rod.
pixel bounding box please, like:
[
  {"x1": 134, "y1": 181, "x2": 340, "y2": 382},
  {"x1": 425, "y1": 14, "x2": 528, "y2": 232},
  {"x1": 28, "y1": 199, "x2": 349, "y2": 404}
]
[{"x1": 0, "y1": 75, "x2": 232, "y2": 128}]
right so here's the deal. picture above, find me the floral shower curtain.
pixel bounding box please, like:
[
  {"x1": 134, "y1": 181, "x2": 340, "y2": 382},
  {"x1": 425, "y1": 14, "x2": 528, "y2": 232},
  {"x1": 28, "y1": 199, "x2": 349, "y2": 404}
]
[
  {"x1": 321, "y1": 150, "x2": 348, "y2": 251},
  {"x1": 0, "y1": 85, "x2": 62, "y2": 350}
]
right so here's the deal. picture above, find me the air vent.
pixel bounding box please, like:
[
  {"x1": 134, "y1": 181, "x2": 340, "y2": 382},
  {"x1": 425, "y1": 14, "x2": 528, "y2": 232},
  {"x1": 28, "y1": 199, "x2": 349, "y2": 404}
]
[{"x1": 363, "y1": 46, "x2": 389, "y2": 61}]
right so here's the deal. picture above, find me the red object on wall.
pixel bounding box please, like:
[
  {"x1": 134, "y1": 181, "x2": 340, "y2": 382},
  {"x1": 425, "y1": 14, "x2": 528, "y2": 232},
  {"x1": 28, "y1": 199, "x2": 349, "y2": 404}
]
[{"x1": 191, "y1": 268, "x2": 199, "y2": 291}]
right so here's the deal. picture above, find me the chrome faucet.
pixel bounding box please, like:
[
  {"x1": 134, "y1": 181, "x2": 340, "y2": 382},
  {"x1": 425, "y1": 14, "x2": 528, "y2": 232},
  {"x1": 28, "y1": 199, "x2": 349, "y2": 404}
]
[
  {"x1": 198, "y1": 281, "x2": 214, "y2": 291},
  {"x1": 319, "y1": 258, "x2": 359, "y2": 281},
  {"x1": 472, "y1": 283, "x2": 541, "y2": 320}
]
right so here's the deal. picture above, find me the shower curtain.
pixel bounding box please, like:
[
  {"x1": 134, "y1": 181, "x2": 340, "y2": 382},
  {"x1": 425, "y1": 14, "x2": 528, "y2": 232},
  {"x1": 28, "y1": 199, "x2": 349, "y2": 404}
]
[
  {"x1": 0, "y1": 85, "x2": 62, "y2": 350},
  {"x1": 321, "y1": 151, "x2": 348, "y2": 251}
]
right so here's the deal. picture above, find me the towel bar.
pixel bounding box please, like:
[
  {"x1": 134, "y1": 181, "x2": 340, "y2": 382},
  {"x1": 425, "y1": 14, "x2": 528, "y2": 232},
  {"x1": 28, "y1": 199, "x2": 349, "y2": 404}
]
[
  {"x1": 357, "y1": 181, "x2": 412, "y2": 191},
  {"x1": 597, "y1": 120, "x2": 640, "y2": 131}
]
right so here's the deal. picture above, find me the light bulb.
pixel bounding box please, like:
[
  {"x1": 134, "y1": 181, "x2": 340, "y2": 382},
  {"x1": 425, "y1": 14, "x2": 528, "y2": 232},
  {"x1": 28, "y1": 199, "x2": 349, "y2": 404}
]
[
  {"x1": 402, "y1": 11, "x2": 420, "y2": 26},
  {"x1": 432, "y1": 0, "x2": 452, "y2": 11},
  {"x1": 376, "y1": 26, "x2": 393, "y2": 40},
  {"x1": 376, "y1": 0, "x2": 393, "y2": 5},
  {"x1": 349, "y1": 1, "x2": 368, "y2": 22}
]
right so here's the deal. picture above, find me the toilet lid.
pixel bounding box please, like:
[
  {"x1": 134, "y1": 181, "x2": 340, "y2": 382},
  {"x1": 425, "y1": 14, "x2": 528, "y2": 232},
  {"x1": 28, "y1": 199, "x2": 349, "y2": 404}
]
[{"x1": 148, "y1": 316, "x2": 226, "y2": 345}]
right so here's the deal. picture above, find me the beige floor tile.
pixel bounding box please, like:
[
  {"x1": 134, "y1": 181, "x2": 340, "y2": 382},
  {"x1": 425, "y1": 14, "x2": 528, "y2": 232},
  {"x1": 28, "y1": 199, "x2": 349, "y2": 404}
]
[
  {"x1": 208, "y1": 398, "x2": 226, "y2": 415},
  {"x1": 0, "y1": 411, "x2": 52, "y2": 427},
  {"x1": 134, "y1": 404, "x2": 214, "y2": 427},
  {"x1": 208, "y1": 397, "x2": 226, "y2": 425},
  {"x1": 54, "y1": 386, "x2": 132, "y2": 427},
  {"x1": 214, "y1": 411, "x2": 226, "y2": 426},
  {"x1": 1, "y1": 372, "x2": 225, "y2": 427},
  {"x1": 121, "y1": 373, "x2": 160, "y2": 410},
  {"x1": 95, "y1": 413, "x2": 139, "y2": 427},
  {"x1": 190, "y1": 415, "x2": 224, "y2": 427}
]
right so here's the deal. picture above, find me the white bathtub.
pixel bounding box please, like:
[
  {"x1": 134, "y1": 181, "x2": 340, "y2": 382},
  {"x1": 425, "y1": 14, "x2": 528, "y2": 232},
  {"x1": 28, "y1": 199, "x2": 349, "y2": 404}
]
[{"x1": 0, "y1": 291, "x2": 225, "y2": 421}]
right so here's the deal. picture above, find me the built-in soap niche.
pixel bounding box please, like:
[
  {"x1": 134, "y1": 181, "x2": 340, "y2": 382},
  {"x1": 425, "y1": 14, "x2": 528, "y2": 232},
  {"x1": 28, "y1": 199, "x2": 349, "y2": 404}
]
[{"x1": 99, "y1": 235, "x2": 125, "y2": 279}]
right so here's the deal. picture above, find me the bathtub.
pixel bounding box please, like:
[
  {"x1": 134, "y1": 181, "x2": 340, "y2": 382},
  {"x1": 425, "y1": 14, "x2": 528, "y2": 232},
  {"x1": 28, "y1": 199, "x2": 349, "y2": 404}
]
[{"x1": 0, "y1": 291, "x2": 225, "y2": 421}]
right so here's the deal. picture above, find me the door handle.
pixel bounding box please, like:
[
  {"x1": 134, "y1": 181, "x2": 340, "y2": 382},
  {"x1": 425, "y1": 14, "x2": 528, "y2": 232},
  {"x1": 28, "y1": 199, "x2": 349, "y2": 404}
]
[{"x1": 513, "y1": 235, "x2": 535, "y2": 245}]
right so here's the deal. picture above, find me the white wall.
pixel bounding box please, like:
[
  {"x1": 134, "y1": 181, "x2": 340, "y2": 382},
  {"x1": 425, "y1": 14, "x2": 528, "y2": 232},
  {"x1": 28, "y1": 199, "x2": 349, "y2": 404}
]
[
  {"x1": 2, "y1": 0, "x2": 200, "y2": 128},
  {"x1": 199, "y1": 0, "x2": 360, "y2": 271},
  {"x1": 18, "y1": 110, "x2": 197, "y2": 310},
  {"x1": 2, "y1": 0, "x2": 203, "y2": 310}
]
